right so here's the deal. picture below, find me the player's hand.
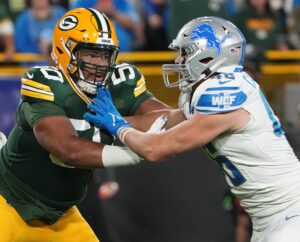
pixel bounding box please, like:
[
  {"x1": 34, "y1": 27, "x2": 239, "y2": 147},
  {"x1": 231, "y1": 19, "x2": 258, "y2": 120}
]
[{"x1": 84, "y1": 87, "x2": 131, "y2": 137}]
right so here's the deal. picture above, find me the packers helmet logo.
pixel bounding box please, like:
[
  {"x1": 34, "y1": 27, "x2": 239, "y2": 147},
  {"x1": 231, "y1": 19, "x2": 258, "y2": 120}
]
[{"x1": 59, "y1": 15, "x2": 78, "y2": 30}]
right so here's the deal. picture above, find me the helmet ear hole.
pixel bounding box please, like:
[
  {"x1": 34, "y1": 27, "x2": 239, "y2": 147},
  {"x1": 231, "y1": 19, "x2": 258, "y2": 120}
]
[{"x1": 56, "y1": 47, "x2": 63, "y2": 55}]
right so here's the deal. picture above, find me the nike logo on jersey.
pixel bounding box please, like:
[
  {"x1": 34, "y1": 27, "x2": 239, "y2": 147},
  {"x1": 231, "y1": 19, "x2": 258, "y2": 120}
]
[
  {"x1": 219, "y1": 80, "x2": 232, "y2": 84},
  {"x1": 285, "y1": 214, "x2": 300, "y2": 221},
  {"x1": 27, "y1": 73, "x2": 34, "y2": 79}
]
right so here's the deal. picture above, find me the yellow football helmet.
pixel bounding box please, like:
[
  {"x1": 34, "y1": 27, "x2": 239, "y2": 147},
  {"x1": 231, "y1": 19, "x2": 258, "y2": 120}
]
[{"x1": 52, "y1": 8, "x2": 119, "y2": 96}]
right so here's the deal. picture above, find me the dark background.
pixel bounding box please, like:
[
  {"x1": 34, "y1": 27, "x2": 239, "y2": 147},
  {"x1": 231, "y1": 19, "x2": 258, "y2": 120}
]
[{"x1": 79, "y1": 149, "x2": 235, "y2": 242}]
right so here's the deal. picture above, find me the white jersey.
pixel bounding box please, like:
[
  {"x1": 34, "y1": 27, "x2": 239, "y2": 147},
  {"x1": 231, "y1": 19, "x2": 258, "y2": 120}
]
[{"x1": 182, "y1": 66, "x2": 300, "y2": 231}]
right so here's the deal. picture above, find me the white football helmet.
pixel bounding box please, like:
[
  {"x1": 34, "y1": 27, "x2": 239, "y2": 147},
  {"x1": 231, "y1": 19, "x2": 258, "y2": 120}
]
[{"x1": 162, "y1": 16, "x2": 246, "y2": 89}]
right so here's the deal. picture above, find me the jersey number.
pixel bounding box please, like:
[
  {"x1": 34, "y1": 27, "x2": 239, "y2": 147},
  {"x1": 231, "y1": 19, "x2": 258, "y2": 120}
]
[
  {"x1": 111, "y1": 64, "x2": 135, "y2": 85},
  {"x1": 40, "y1": 66, "x2": 64, "y2": 83},
  {"x1": 259, "y1": 91, "x2": 283, "y2": 137},
  {"x1": 243, "y1": 73, "x2": 283, "y2": 137},
  {"x1": 204, "y1": 143, "x2": 246, "y2": 187}
]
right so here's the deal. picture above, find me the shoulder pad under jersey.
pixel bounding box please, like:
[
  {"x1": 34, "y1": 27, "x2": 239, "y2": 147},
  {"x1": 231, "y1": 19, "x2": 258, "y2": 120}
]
[
  {"x1": 110, "y1": 63, "x2": 147, "y2": 97},
  {"x1": 21, "y1": 66, "x2": 71, "y2": 103},
  {"x1": 191, "y1": 72, "x2": 258, "y2": 114}
]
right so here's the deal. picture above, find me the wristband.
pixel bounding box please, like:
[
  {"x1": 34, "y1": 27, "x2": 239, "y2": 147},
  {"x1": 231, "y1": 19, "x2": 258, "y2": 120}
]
[
  {"x1": 102, "y1": 145, "x2": 141, "y2": 167},
  {"x1": 118, "y1": 127, "x2": 133, "y2": 143}
]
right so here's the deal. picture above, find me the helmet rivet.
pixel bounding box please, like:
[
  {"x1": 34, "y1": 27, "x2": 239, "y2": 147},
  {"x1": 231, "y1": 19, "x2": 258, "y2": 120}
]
[
  {"x1": 66, "y1": 39, "x2": 74, "y2": 48},
  {"x1": 68, "y1": 64, "x2": 74, "y2": 71}
]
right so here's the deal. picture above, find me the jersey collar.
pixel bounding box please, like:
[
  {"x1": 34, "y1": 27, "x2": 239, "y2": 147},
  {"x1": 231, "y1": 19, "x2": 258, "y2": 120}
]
[{"x1": 217, "y1": 65, "x2": 243, "y2": 73}]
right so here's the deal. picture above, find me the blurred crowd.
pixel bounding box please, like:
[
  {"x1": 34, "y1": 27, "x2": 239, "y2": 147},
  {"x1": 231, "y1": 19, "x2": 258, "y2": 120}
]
[{"x1": 1, "y1": 0, "x2": 300, "y2": 64}]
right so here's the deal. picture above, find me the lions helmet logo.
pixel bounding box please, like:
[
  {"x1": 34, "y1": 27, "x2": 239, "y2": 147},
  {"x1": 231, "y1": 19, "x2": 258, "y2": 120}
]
[{"x1": 190, "y1": 23, "x2": 231, "y2": 55}]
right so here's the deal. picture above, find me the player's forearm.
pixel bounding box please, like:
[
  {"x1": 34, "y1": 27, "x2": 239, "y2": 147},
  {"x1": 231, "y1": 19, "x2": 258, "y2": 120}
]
[
  {"x1": 165, "y1": 109, "x2": 186, "y2": 129},
  {"x1": 49, "y1": 136, "x2": 105, "y2": 168},
  {"x1": 121, "y1": 128, "x2": 183, "y2": 162},
  {"x1": 34, "y1": 119, "x2": 103, "y2": 168},
  {"x1": 122, "y1": 115, "x2": 209, "y2": 161},
  {"x1": 122, "y1": 130, "x2": 165, "y2": 161},
  {"x1": 126, "y1": 109, "x2": 172, "y2": 131},
  {"x1": 53, "y1": 138, "x2": 140, "y2": 169},
  {"x1": 126, "y1": 109, "x2": 185, "y2": 132}
]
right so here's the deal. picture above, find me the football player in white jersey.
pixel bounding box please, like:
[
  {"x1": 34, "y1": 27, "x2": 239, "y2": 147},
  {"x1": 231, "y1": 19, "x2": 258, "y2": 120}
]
[{"x1": 84, "y1": 16, "x2": 300, "y2": 242}]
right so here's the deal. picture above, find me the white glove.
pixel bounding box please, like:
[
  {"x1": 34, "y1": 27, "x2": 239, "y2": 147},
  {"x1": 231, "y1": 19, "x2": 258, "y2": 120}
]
[
  {"x1": 102, "y1": 145, "x2": 141, "y2": 168},
  {"x1": 147, "y1": 115, "x2": 168, "y2": 134},
  {"x1": 178, "y1": 90, "x2": 192, "y2": 119},
  {"x1": 0, "y1": 132, "x2": 7, "y2": 149},
  {"x1": 102, "y1": 115, "x2": 168, "y2": 167}
]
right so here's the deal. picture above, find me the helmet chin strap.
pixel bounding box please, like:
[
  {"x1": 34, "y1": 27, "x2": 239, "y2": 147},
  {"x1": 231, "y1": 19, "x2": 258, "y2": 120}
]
[
  {"x1": 76, "y1": 61, "x2": 99, "y2": 95},
  {"x1": 77, "y1": 79, "x2": 97, "y2": 95}
]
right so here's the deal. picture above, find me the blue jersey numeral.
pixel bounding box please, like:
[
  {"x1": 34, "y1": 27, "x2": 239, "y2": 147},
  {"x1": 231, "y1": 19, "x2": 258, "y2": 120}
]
[
  {"x1": 204, "y1": 143, "x2": 246, "y2": 187},
  {"x1": 259, "y1": 91, "x2": 283, "y2": 137},
  {"x1": 215, "y1": 155, "x2": 246, "y2": 186}
]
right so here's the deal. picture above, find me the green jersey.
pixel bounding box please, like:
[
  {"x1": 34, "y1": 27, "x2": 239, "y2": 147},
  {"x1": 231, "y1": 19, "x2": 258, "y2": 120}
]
[{"x1": 0, "y1": 63, "x2": 153, "y2": 224}]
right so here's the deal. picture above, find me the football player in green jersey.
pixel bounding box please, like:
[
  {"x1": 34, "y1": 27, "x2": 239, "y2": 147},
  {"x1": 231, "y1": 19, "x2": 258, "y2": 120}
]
[{"x1": 0, "y1": 8, "x2": 175, "y2": 242}]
